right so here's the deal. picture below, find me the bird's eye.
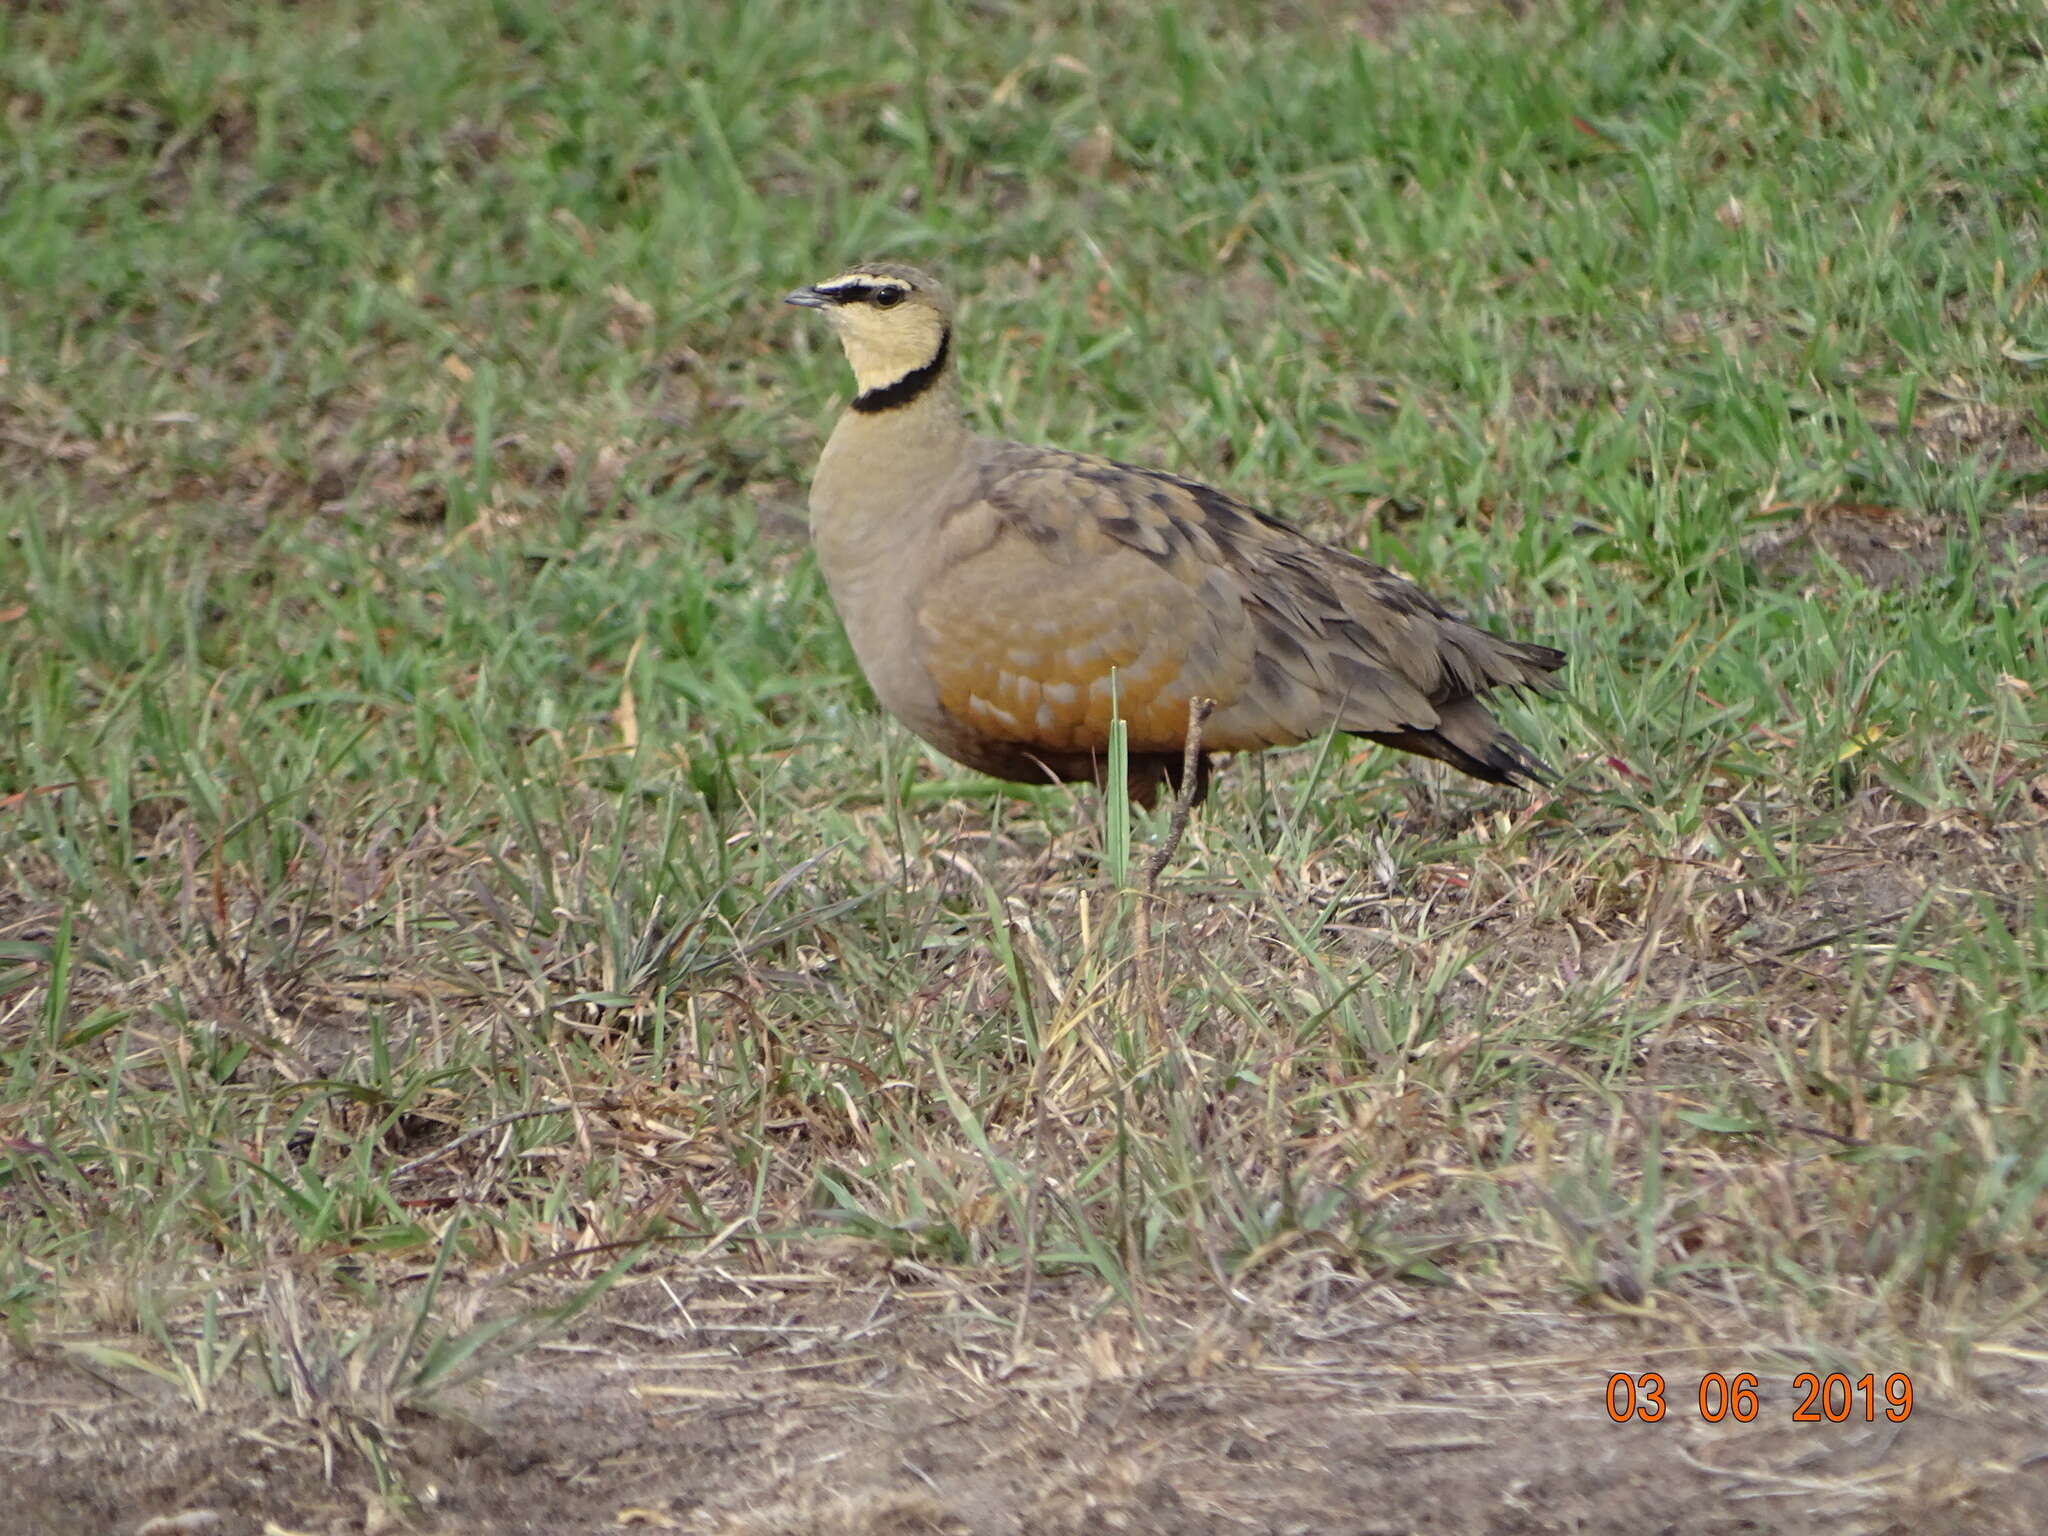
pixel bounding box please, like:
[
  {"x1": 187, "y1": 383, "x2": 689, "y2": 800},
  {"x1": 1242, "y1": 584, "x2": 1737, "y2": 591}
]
[{"x1": 873, "y1": 288, "x2": 905, "y2": 308}]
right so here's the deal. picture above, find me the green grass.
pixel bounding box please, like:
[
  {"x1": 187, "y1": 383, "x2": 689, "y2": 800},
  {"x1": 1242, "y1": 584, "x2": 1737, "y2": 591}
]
[{"x1": 4, "y1": 0, "x2": 2048, "y2": 1447}]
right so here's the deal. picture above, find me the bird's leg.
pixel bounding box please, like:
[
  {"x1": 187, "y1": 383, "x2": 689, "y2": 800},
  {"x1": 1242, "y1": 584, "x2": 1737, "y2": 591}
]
[
  {"x1": 1134, "y1": 698, "x2": 1213, "y2": 1049},
  {"x1": 1143, "y1": 697, "x2": 1214, "y2": 895}
]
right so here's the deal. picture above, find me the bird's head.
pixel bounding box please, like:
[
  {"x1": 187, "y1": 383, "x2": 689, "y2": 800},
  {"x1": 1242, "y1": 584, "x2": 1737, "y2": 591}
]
[{"x1": 785, "y1": 263, "x2": 953, "y2": 402}]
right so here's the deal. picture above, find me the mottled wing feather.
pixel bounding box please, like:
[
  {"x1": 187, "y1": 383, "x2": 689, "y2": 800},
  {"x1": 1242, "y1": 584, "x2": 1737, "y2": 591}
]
[
  {"x1": 1082, "y1": 454, "x2": 1563, "y2": 718},
  {"x1": 915, "y1": 446, "x2": 1469, "y2": 757}
]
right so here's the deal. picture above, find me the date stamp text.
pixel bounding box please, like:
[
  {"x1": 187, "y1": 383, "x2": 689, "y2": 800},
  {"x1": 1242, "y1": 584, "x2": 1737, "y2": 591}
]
[{"x1": 1604, "y1": 1372, "x2": 1914, "y2": 1424}]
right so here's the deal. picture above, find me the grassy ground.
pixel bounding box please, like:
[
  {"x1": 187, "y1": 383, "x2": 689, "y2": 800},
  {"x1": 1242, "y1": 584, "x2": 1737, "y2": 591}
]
[{"x1": 4, "y1": 0, "x2": 2048, "y2": 1529}]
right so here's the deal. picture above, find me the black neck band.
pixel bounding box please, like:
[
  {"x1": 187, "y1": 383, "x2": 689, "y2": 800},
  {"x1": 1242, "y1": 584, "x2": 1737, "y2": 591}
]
[{"x1": 851, "y1": 328, "x2": 950, "y2": 414}]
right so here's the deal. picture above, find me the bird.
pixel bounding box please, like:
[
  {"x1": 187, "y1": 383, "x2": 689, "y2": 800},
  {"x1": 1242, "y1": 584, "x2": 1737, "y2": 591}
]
[{"x1": 785, "y1": 262, "x2": 1564, "y2": 807}]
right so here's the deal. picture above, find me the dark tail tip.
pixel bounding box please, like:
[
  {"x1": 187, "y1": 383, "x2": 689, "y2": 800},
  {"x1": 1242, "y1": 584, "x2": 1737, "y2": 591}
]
[
  {"x1": 1354, "y1": 698, "x2": 1557, "y2": 788},
  {"x1": 1425, "y1": 730, "x2": 1555, "y2": 788}
]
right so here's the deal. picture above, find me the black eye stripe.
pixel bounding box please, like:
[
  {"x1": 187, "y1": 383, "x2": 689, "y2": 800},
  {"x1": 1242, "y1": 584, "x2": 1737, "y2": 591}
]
[{"x1": 817, "y1": 279, "x2": 910, "y2": 307}]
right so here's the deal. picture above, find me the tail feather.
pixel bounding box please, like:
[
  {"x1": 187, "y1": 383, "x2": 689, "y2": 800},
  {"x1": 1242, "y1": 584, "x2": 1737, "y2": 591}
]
[
  {"x1": 1352, "y1": 622, "x2": 1564, "y2": 786},
  {"x1": 1355, "y1": 696, "x2": 1555, "y2": 787}
]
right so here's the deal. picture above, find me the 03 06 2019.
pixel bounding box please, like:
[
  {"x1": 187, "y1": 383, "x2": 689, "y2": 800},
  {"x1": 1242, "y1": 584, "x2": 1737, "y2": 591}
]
[{"x1": 1604, "y1": 1372, "x2": 1914, "y2": 1424}]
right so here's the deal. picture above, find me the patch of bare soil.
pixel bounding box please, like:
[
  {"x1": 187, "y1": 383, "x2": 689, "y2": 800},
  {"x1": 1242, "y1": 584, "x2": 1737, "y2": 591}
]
[
  {"x1": 1748, "y1": 503, "x2": 2048, "y2": 595},
  {"x1": 10, "y1": 1266, "x2": 2045, "y2": 1536},
  {"x1": 1746, "y1": 396, "x2": 2048, "y2": 593}
]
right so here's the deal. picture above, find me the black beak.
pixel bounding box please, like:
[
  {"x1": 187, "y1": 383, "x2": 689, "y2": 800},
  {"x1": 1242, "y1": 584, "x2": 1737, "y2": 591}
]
[{"x1": 784, "y1": 287, "x2": 832, "y2": 309}]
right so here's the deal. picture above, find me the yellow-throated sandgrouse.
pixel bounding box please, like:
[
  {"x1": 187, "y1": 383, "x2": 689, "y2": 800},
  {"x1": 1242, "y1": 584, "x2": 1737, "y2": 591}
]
[{"x1": 786, "y1": 263, "x2": 1564, "y2": 803}]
